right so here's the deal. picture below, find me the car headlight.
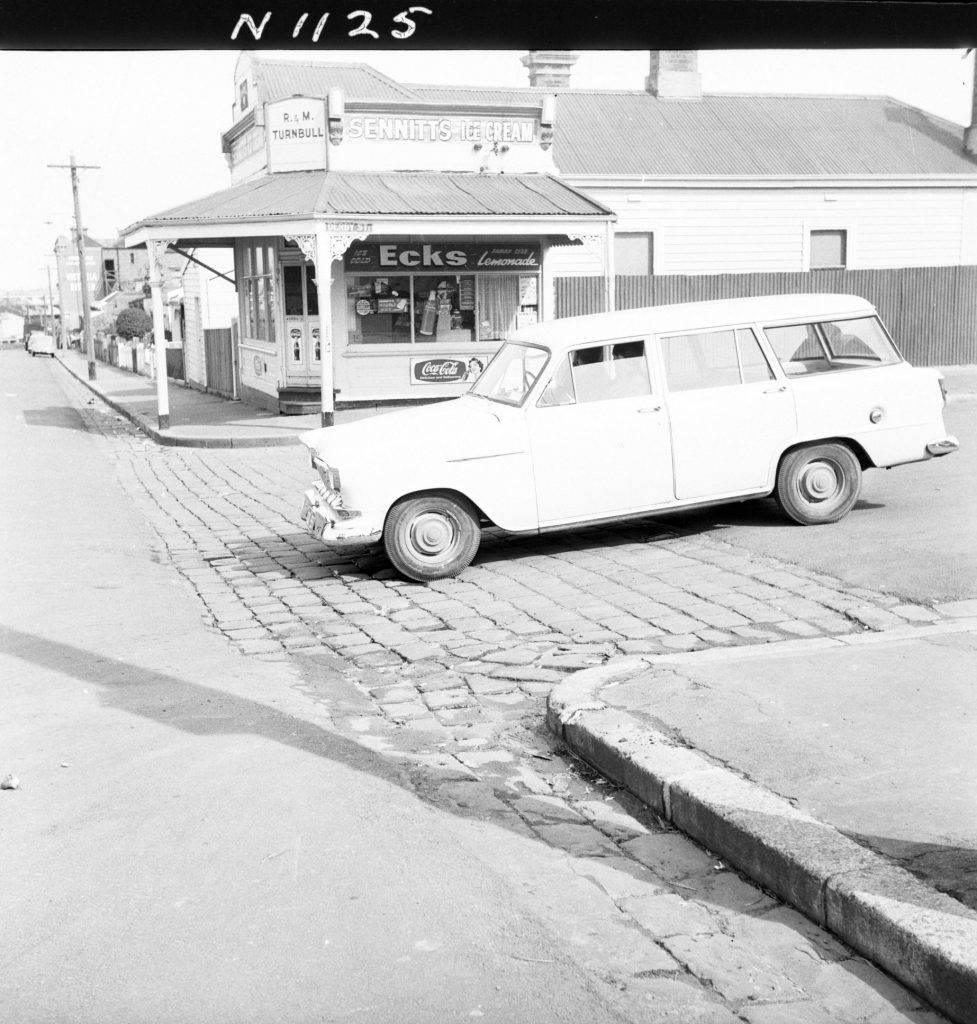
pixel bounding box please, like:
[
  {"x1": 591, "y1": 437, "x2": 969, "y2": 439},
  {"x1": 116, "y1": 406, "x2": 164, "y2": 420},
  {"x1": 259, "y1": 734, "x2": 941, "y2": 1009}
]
[{"x1": 311, "y1": 454, "x2": 341, "y2": 492}]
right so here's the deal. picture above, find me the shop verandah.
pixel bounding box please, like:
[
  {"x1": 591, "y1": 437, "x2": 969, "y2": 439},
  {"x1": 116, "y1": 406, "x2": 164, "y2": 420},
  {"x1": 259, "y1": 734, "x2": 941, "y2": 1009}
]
[{"x1": 122, "y1": 169, "x2": 615, "y2": 429}]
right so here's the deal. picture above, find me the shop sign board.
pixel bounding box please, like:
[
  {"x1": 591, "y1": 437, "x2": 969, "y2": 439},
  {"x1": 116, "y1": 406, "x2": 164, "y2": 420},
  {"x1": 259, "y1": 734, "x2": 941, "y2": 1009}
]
[
  {"x1": 410, "y1": 355, "x2": 492, "y2": 385},
  {"x1": 65, "y1": 268, "x2": 101, "y2": 293},
  {"x1": 60, "y1": 248, "x2": 102, "y2": 297},
  {"x1": 347, "y1": 115, "x2": 537, "y2": 146},
  {"x1": 346, "y1": 242, "x2": 540, "y2": 274},
  {"x1": 267, "y1": 97, "x2": 327, "y2": 173}
]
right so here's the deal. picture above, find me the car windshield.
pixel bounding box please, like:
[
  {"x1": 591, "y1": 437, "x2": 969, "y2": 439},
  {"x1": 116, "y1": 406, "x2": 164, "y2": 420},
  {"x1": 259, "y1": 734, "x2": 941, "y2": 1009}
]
[{"x1": 469, "y1": 342, "x2": 550, "y2": 406}]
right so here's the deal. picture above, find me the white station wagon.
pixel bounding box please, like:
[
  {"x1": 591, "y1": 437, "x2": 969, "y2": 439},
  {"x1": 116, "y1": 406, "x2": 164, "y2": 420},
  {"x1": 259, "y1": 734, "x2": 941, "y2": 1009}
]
[{"x1": 300, "y1": 294, "x2": 957, "y2": 582}]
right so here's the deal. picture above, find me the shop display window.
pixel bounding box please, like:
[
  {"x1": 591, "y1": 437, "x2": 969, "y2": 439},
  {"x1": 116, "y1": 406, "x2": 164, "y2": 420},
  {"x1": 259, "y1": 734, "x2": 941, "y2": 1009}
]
[
  {"x1": 239, "y1": 240, "x2": 276, "y2": 343},
  {"x1": 346, "y1": 273, "x2": 533, "y2": 346},
  {"x1": 477, "y1": 276, "x2": 519, "y2": 341},
  {"x1": 347, "y1": 275, "x2": 413, "y2": 344}
]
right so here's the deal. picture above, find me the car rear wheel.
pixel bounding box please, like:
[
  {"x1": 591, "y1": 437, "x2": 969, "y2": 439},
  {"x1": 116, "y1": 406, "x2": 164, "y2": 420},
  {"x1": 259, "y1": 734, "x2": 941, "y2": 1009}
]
[
  {"x1": 775, "y1": 443, "x2": 861, "y2": 525},
  {"x1": 383, "y1": 492, "x2": 481, "y2": 582}
]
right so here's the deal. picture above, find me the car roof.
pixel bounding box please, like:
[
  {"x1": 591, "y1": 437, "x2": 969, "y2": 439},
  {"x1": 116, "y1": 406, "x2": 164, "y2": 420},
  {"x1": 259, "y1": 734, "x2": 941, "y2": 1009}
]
[{"x1": 511, "y1": 294, "x2": 878, "y2": 350}]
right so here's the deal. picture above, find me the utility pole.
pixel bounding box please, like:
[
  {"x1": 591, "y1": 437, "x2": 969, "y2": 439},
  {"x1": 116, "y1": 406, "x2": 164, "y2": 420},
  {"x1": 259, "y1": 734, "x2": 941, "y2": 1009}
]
[
  {"x1": 49, "y1": 154, "x2": 99, "y2": 379},
  {"x1": 43, "y1": 222, "x2": 62, "y2": 346},
  {"x1": 42, "y1": 266, "x2": 56, "y2": 338}
]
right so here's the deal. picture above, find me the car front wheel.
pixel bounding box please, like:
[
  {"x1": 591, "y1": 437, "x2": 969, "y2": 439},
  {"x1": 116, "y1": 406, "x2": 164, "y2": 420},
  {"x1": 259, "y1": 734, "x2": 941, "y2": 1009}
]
[
  {"x1": 775, "y1": 442, "x2": 862, "y2": 525},
  {"x1": 383, "y1": 492, "x2": 481, "y2": 582}
]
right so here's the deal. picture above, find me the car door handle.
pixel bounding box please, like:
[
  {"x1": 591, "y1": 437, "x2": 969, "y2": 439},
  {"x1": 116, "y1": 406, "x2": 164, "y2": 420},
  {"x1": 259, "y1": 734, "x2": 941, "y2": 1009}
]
[
  {"x1": 638, "y1": 405, "x2": 663, "y2": 414},
  {"x1": 763, "y1": 385, "x2": 787, "y2": 394}
]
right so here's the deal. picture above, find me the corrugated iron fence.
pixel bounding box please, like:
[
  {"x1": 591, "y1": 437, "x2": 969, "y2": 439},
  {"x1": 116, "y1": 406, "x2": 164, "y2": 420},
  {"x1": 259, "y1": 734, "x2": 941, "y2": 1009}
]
[{"x1": 556, "y1": 266, "x2": 977, "y2": 366}]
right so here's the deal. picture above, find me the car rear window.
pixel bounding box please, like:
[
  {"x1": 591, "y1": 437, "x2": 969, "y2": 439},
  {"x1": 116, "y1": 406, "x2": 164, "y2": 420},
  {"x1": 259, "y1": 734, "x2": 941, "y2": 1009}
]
[{"x1": 763, "y1": 316, "x2": 901, "y2": 376}]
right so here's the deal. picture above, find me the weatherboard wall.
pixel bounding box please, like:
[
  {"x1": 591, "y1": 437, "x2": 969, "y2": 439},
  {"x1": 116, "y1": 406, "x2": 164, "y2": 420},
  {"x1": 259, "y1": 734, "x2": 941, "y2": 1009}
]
[{"x1": 547, "y1": 185, "x2": 977, "y2": 278}]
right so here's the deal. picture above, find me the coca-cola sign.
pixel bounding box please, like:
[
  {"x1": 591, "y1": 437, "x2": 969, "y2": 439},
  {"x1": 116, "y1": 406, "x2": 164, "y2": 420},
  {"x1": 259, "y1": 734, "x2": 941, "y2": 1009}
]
[{"x1": 411, "y1": 355, "x2": 489, "y2": 385}]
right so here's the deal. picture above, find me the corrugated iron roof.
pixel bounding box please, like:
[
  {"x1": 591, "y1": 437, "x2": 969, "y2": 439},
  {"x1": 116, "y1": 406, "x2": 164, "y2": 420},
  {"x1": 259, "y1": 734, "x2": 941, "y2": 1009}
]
[
  {"x1": 257, "y1": 61, "x2": 420, "y2": 103},
  {"x1": 126, "y1": 172, "x2": 611, "y2": 231},
  {"x1": 251, "y1": 60, "x2": 976, "y2": 176},
  {"x1": 551, "y1": 92, "x2": 977, "y2": 176}
]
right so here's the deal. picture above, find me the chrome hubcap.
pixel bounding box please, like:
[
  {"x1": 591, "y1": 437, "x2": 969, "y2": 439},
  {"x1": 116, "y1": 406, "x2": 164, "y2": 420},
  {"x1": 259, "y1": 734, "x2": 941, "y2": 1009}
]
[
  {"x1": 798, "y1": 460, "x2": 840, "y2": 503},
  {"x1": 409, "y1": 512, "x2": 455, "y2": 556}
]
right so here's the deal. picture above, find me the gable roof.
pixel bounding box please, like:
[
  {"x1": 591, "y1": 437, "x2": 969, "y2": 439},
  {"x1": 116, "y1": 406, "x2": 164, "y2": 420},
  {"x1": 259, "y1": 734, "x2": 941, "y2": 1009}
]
[{"x1": 248, "y1": 58, "x2": 977, "y2": 178}]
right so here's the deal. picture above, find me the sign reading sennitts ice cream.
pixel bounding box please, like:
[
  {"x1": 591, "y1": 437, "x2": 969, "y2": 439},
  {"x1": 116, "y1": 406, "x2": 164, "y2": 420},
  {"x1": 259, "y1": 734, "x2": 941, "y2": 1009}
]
[{"x1": 347, "y1": 116, "x2": 536, "y2": 145}]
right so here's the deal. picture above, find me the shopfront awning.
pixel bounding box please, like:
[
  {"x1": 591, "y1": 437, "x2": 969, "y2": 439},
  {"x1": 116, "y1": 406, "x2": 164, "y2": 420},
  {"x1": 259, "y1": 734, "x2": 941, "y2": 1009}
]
[{"x1": 122, "y1": 171, "x2": 614, "y2": 248}]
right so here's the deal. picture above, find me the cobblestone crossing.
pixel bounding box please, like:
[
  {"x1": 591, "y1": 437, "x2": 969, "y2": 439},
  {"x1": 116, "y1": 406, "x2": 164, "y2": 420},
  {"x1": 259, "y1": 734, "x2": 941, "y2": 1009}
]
[{"x1": 66, "y1": 373, "x2": 947, "y2": 1023}]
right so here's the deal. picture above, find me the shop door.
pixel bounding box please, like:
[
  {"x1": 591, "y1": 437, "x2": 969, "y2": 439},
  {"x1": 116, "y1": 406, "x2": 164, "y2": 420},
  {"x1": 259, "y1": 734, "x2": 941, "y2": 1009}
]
[{"x1": 282, "y1": 262, "x2": 321, "y2": 388}]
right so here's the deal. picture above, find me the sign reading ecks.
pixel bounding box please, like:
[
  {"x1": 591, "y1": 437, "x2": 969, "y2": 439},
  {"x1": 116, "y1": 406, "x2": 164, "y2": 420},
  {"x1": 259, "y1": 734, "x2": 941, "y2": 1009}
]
[{"x1": 345, "y1": 242, "x2": 540, "y2": 273}]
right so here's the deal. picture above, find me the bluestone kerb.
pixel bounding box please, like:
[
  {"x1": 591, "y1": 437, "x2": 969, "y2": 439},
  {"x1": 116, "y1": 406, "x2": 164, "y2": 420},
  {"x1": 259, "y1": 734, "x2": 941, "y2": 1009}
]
[{"x1": 547, "y1": 638, "x2": 977, "y2": 1024}]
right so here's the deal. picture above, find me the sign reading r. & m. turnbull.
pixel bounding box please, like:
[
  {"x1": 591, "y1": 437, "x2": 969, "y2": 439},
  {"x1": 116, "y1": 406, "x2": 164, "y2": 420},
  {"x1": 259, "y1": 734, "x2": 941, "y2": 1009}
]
[{"x1": 267, "y1": 97, "x2": 327, "y2": 172}]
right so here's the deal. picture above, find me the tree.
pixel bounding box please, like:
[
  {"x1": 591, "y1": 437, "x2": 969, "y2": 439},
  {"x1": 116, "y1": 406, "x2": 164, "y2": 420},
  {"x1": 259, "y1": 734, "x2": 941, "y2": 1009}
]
[
  {"x1": 114, "y1": 308, "x2": 153, "y2": 341},
  {"x1": 93, "y1": 312, "x2": 116, "y2": 337}
]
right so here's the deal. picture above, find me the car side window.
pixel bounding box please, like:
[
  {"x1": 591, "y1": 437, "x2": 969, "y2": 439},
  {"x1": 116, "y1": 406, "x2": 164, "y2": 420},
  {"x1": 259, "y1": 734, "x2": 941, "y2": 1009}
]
[
  {"x1": 736, "y1": 328, "x2": 775, "y2": 383},
  {"x1": 819, "y1": 317, "x2": 899, "y2": 364},
  {"x1": 538, "y1": 340, "x2": 652, "y2": 406},
  {"x1": 763, "y1": 323, "x2": 827, "y2": 375},
  {"x1": 661, "y1": 331, "x2": 741, "y2": 392}
]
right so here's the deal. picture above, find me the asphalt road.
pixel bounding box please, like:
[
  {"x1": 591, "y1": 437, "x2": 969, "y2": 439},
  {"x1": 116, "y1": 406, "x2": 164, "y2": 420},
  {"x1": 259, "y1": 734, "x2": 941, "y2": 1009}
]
[{"x1": 664, "y1": 401, "x2": 977, "y2": 604}]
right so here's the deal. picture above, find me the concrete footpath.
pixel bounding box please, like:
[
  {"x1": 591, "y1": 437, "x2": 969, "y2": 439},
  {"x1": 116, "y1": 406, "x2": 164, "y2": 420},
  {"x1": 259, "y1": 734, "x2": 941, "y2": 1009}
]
[
  {"x1": 548, "y1": 616, "x2": 977, "y2": 1024},
  {"x1": 53, "y1": 348, "x2": 326, "y2": 446}
]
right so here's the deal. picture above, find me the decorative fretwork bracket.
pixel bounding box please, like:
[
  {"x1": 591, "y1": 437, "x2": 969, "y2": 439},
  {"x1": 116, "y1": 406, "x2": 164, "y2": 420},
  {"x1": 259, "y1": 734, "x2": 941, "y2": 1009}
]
[
  {"x1": 323, "y1": 221, "x2": 373, "y2": 265},
  {"x1": 284, "y1": 233, "x2": 317, "y2": 266},
  {"x1": 146, "y1": 238, "x2": 178, "y2": 281},
  {"x1": 287, "y1": 224, "x2": 373, "y2": 283},
  {"x1": 566, "y1": 233, "x2": 605, "y2": 255}
]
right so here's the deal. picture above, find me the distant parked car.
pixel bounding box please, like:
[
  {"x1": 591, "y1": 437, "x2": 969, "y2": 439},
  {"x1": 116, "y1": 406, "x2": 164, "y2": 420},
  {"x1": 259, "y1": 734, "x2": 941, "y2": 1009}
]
[
  {"x1": 27, "y1": 332, "x2": 57, "y2": 357},
  {"x1": 299, "y1": 294, "x2": 958, "y2": 582}
]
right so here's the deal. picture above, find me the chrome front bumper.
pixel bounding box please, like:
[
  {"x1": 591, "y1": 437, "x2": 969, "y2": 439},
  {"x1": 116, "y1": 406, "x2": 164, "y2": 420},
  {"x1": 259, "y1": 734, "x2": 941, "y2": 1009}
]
[
  {"x1": 300, "y1": 483, "x2": 382, "y2": 546},
  {"x1": 925, "y1": 435, "x2": 959, "y2": 457}
]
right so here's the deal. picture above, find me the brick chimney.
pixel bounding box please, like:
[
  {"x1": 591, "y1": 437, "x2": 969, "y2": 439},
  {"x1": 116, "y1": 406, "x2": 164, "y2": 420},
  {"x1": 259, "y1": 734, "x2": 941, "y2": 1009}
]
[
  {"x1": 646, "y1": 51, "x2": 702, "y2": 101},
  {"x1": 521, "y1": 51, "x2": 580, "y2": 89}
]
